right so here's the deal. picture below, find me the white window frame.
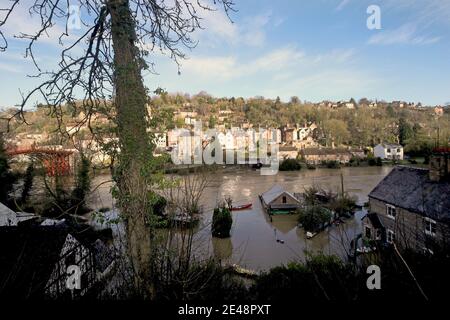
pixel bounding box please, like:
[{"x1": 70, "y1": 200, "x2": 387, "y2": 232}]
[
  {"x1": 375, "y1": 229, "x2": 382, "y2": 240},
  {"x1": 424, "y1": 217, "x2": 437, "y2": 236},
  {"x1": 386, "y1": 229, "x2": 395, "y2": 244},
  {"x1": 386, "y1": 204, "x2": 396, "y2": 220}
]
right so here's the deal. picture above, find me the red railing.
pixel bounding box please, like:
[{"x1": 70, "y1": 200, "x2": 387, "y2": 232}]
[{"x1": 6, "y1": 147, "x2": 75, "y2": 176}]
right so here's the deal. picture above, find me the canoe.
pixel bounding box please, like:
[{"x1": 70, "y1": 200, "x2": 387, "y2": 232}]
[{"x1": 231, "y1": 203, "x2": 252, "y2": 211}]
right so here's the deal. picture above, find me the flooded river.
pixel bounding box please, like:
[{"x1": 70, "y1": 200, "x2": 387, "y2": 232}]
[{"x1": 88, "y1": 166, "x2": 392, "y2": 271}]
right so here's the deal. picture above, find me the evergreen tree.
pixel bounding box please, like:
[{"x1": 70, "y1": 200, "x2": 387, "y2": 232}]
[{"x1": 212, "y1": 206, "x2": 233, "y2": 238}]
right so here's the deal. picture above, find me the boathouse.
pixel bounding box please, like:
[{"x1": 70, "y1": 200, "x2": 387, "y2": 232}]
[{"x1": 259, "y1": 185, "x2": 301, "y2": 214}]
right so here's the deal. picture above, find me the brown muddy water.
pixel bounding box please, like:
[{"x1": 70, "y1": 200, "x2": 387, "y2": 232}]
[{"x1": 88, "y1": 166, "x2": 392, "y2": 272}]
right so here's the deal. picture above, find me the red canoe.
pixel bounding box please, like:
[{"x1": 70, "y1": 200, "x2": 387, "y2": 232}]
[{"x1": 231, "y1": 203, "x2": 252, "y2": 211}]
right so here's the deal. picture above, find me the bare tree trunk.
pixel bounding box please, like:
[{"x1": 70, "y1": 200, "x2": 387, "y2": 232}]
[{"x1": 108, "y1": 0, "x2": 154, "y2": 298}]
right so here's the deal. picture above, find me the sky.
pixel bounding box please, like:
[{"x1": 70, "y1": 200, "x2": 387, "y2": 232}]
[{"x1": 1, "y1": 0, "x2": 450, "y2": 107}]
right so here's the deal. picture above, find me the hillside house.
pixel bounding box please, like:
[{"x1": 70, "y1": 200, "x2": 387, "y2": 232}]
[
  {"x1": 364, "y1": 151, "x2": 450, "y2": 252},
  {"x1": 374, "y1": 143, "x2": 404, "y2": 160},
  {"x1": 300, "y1": 148, "x2": 352, "y2": 164},
  {"x1": 278, "y1": 146, "x2": 298, "y2": 160},
  {"x1": 281, "y1": 127, "x2": 296, "y2": 143},
  {"x1": 152, "y1": 132, "x2": 167, "y2": 149}
]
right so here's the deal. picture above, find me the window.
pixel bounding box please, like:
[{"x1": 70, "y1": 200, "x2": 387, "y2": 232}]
[
  {"x1": 424, "y1": 217, "x2": 437, "y2": 236},
  {"x1": 365, "y1": 226, "x2": 372, "y2": 239},
  {"x1": 386, "y1": 204, "x2": 396, "y2": 219},
  {"x1": 387, "y1": 148, "x2": 391, "y2": 153},
  {"x1": 282, "y1": 196, "x2": 287, "y2": 204},
  {"x1": 387, "y1": 229, "x2": 395, "y2": 244},
  {"x1": 376, "y1": 229, "x2": 382, "y2": 240},
  {"x1": 397, "y1": 148, "x2": 400, "y2": 152}
]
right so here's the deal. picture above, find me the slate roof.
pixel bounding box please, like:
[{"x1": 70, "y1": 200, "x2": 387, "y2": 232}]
[
  {"x1": 0, "y1": 202, "x2": 15, "y2": 216},
  {"x1": 260, "y1": 185, "x2": 300, "y2": 205},
  {"x1": 378, "y1": 143, "x2": 402, "y2": 149},
  {"x1": 279, "y1": 146, "x2": 298, "y2": 152},
  {"x1": 368, "y1": 166, "x2": 450, "y2": 222},
  {"x1": 301, "y1": 148, "x2": 351, "y2": 156}
]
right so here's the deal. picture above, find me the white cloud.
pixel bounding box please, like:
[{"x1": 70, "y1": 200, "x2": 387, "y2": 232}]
[
  {"x1": 0, "y1": 62, "x2": 22, "y2": 73},
  {"x1": 336, "y1": 0, "x2": 351, "y2": 11},
  {"x1": 181, "y1": 56, "x2": 238, "y2": 80},
  {"x1": 368, "y1": 23, "x2": 441, "y2": 45},
  {"x1": 196, "y1": 8, "x2": 273, "y2": 47},
  {"x1": 180, "y1": 46, "x2": 306, "y2": 80},
  {"x1": 177, "y1": 46, "x2": 361, "y2": 93},
  {"x1": 381, "y1": 0, "x2": 450, "y2": 26}
]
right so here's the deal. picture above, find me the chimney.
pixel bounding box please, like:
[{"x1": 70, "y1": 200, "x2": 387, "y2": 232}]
[{"x1": 429, "y1": 149, "x2": 450, "y2": 182}]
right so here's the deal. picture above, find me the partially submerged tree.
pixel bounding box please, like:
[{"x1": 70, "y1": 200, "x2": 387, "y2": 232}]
[
  {"x1": 212, "y1": 204, "x2": 232, "y2": 238},
  {"x1": 298, "y1": 205, "x2": 331, "y2": 233},
  {"x1": 0, "y1": 0, "x2": 235, "y2": 297}
]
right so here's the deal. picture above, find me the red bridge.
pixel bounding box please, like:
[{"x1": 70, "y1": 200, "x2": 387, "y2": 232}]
[{"x1": 6, "y1": 146, "x2": 77, "y2": 176}]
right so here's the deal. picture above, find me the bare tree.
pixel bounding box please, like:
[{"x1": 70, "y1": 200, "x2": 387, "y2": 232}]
[{"x1": 0, "y1": 0, "x2": 234, "y2": 298}]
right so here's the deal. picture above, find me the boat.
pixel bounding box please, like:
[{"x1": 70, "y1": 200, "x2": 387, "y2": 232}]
[{"x1": 231, "y1": 203, "x2": 252, "y2": 211}]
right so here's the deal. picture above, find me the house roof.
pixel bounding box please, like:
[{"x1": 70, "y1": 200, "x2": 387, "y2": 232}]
[
  {"x1": 0, "y1": 202, "x2": 15, "y2": 216},
  {"x1": 368, "y1": 166, "x2": 450, "y2": 222},
  {"x1": 260, "y1": 185, "x2": 299, "y2": 205},
  {"x1": 377, "y1": 143, "x2": 402, "y2": 149},
  {"x1": 301, "y1": 148, "x2": 351, "y2": 156},
  {"x1": 363, "y1": 213, "x2": 384, "y2": 229},
  {"x1": 279, "y1": 146, "x2": 298, "y2": 152}
]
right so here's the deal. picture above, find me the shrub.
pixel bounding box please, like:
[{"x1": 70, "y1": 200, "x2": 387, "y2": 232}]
[
  {"x1": 20, "y1": 163, "x2": 34, "y2": 205},
  {"x1": 298, "y1": 205, "x2": 332, "y2": 232},
  {"x1": 325, "y1": 160, "x2": 340, "y2": 169},
  {"x1": 376, "y1": 157, "x2": 382, "y2": 166},
  {"x1": 367, "y1": 157, "x2": 377, "y2": 166},
  {"x1": 279, "y1": 158, "x2": 301, "y2": 171},
  {"x1": 71, "y1": 155, "x2": 91, "y2": 214}
]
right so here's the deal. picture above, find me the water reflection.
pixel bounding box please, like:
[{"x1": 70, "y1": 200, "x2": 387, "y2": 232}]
[{"x1": 212, "y1": 237, "x2": 233, "y2": 262}]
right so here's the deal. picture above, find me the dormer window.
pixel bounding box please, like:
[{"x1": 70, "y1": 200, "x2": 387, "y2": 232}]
[
  {"x1": 386, "y1": 204, "x2": 396, "y2": 219},
  {"x1": 424, "y1": 217, "x2": 437, "y2": 236}
]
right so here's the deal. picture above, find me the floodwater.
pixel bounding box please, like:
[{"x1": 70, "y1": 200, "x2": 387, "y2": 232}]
[{"x1": 88, "y1": 166, "x2": 392, "y2": 271}]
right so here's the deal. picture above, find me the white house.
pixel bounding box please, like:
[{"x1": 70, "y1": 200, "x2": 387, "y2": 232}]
[
  {"x1": 224, "y1": 131, "x2": 235, "y2": 150},
  {"x1": 153, "y1": 132, "x2": 167, "y2": 148},
  {"x1": 374, "y1": 143, "x2": 404, "y2": 160}
]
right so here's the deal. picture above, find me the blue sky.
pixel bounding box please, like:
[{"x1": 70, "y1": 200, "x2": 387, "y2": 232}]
[{"x1": 1, "y1": 0, "x2": 450, "y2": 107}]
